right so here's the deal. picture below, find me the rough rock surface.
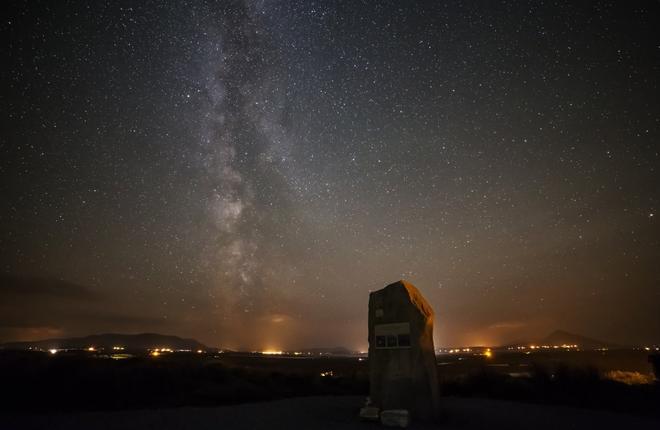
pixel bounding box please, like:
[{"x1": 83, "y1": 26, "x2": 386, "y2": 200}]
[{"x1": 368, "y1": 280, "x2": 440, "y2": 421}]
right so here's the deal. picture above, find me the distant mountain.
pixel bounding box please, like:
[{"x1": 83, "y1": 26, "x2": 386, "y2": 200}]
[
  {"x1": 0, "y1": 333, "x2": 208, "y2": 351},
  {"x1": 501, "y1": 330, "x2": 616, "y2": 350},
  {"x1": 540, "y1": 330, "x2": 616, "y2": 349}
]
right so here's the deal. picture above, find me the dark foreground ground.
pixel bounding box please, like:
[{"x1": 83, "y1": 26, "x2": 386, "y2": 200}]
[
  {"x1": 1, "y1": 349, "x2": 658, "y2": 429},
  {"x1": 3, "y1": 395, "x2": 659, "y2": 430}
]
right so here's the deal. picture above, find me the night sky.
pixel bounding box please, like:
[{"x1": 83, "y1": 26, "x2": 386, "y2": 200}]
[{"x1": 2, "y1": 1, "x2": 659, "y2": 350}]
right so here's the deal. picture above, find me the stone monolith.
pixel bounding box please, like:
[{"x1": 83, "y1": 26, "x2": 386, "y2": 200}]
[{"x1": 367, "y1": 280, "x2": 439, "y2": 421}]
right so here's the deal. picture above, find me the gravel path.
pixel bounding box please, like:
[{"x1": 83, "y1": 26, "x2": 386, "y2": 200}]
[{"x1": 3, "y1": 396, "x2": 659, "y2": 430}]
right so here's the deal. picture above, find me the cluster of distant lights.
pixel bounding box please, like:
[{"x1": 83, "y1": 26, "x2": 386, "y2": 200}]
[
  {"x1": 439, "y1": 348, "x2": 475, "y2": 354},
  {"x1": 440, "y1": 344, "x2": 592, "y2": 352},
  {"x1": 35, "y1": 344, "x2": 660, "y2": 357},
  {"x1": 438, "y1": 344, "x2": 589, "y2": 353},
  {"x1": 260, "y1": 350, "x2": 284, "y2": 355},
  {"x1": 258, "y1": 350, "x2": 363, "y2": 357},
  {"x1": 507, "y1": 344, "x2": 580, "y2": 351},
  {"x1": 42, "y1": 347, "x2": 351, "y2": 377},
  {"x1": 438, "y1": 345, "x2": 660, "y2": 353},
  {"x1": 436, "y1": 347, "x2": 493, "y2": 358},
  {"x1": 260, "y1": 350, "x2": 317, "y2": 356},
  {"x1": 41, "y1": 347, "x2": 355, "y2": 357},
  {"x1": 45, "y1": 346, "x2": 207, "y2": 356},
  {"x1": 148, "y1": 348, "x2": 206, "y2": 356}
]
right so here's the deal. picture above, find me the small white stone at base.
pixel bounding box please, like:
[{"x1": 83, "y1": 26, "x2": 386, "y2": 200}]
[
  {"x1": 359, "y1": 406, "x2": 380, "y2": 421},
  {"x1": 380, "y1": 409, "x2": 410, "y2": 428}
]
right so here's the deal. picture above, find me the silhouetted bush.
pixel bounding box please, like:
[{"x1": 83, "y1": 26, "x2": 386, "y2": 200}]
[{"x1": 440, "y1": 362, "x2": 660, "y2": 417}]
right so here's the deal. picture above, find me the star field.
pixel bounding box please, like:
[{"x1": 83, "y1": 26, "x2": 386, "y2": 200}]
[{"x1": 1, "y1": 1, "x2": 659, "y2": 349}]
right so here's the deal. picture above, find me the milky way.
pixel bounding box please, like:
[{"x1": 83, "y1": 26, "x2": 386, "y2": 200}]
[{"x1": 1, "y1": 1, "x2": 659, "y2": 349}]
